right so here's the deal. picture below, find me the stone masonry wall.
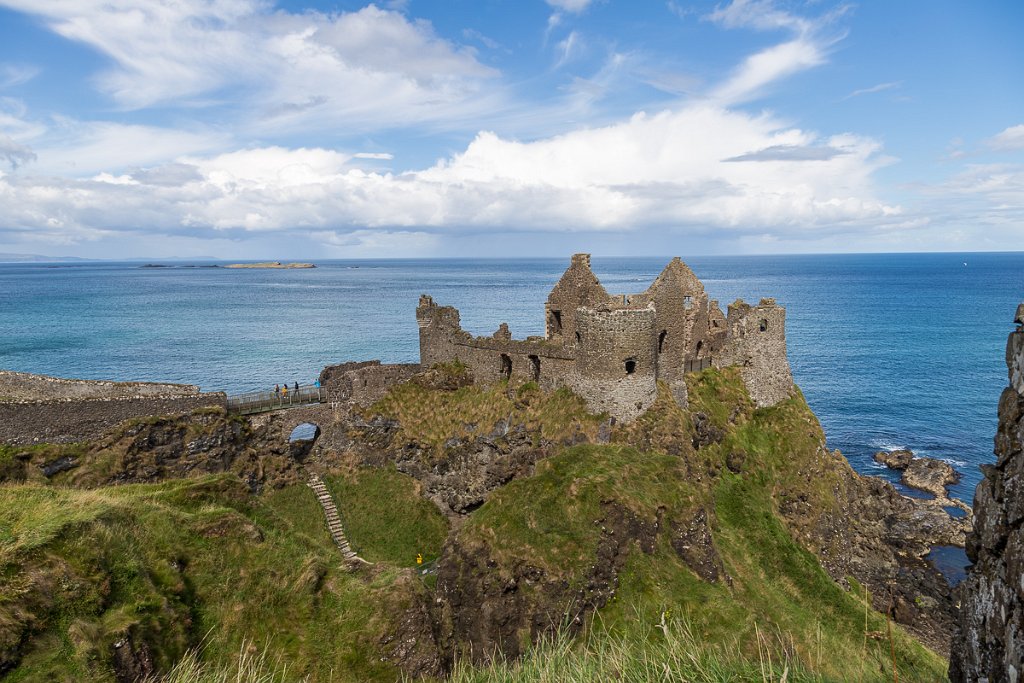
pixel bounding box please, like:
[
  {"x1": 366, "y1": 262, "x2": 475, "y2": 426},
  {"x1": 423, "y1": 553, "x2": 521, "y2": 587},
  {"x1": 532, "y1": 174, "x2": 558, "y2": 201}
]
[
  {"x1": 950, "y1": 304, "x2": 1024, "y2": 682},
  {"x1": 319, "y1": 361, "x2": 420, "y2": 407},
  {"x1": 0, "y1": 393, "x2": 227, "y2": 446},
  {"x1": 567, "y1": 305, "x2": 657, "y2": 421},
  {"x1": 714, "y1": 298, "x2": 793, "y2": 407}
]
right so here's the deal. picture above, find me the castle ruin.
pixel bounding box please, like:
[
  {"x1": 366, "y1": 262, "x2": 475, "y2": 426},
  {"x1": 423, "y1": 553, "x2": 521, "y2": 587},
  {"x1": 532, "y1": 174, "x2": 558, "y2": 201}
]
[{"x1": 417, "y1": 254, "x2": 794, "y2": 421}]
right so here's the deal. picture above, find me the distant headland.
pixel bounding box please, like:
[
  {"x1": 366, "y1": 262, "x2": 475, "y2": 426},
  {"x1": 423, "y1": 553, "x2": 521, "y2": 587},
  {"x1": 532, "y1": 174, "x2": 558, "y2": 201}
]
[{"x1": 223, "y1": 261, "x2": 316, "y2": 269}]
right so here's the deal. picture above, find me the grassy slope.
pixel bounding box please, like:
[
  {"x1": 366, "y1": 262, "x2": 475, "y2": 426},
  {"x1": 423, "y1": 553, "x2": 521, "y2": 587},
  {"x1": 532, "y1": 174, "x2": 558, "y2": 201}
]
[
  {"x1": 368, "y1": 376, "x2": 606, "y2": 460},
  {"x1": 453, "y1": 369, "x2": 947, "y2": 682},
  {"x1": 1, "y1": 367, "x2": 947, "y2": 681},
  {"x1": 0, "y1": 470, "x2": 448, "y2": 682},
  {"x1": 324, "y1": 466, "x2": 450, "y2": 565}
]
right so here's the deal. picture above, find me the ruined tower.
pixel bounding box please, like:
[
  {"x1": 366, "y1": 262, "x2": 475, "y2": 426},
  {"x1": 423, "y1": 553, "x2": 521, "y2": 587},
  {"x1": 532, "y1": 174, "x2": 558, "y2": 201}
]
[{"x1": 416, "y1": 254, "x2": 794, "y2": 422}]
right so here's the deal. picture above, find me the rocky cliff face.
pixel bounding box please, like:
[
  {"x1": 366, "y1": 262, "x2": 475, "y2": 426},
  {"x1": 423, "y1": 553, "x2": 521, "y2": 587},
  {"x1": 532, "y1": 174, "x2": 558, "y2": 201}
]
[{"x1": 950, "y1": 304, "x2": 1024, "y2": 682}]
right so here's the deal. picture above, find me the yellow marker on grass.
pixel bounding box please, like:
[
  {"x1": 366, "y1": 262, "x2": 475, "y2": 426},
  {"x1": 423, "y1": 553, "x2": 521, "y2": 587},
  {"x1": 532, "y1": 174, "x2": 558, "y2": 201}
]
[{"x1": 416, "y1": 553, "x2": 423, "y2": 565}]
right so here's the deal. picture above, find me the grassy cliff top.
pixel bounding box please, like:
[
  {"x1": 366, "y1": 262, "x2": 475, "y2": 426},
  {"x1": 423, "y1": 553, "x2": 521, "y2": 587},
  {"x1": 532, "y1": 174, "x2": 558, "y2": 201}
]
[{"x1": 0, "y1": 367, "x2": 949, "y2": 681}]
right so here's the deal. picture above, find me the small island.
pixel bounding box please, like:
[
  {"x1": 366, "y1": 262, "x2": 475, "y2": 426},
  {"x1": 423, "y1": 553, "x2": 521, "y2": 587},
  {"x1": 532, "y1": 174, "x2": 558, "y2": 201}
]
[{"x1": 223, "y1": 261, "x2": 316, "y2": 269}]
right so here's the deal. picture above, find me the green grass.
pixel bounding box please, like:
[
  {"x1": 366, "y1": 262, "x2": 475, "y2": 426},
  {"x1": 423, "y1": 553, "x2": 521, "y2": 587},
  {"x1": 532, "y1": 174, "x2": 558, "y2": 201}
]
[
  {"x1": 0, "y1": 476, "x2": 413, "y2": 682},
  {"x1": 448, "y1": 369, "x2": 948, "y2": 682},
  {"x1": 0, "y1": 367, "x2": 952, "y2": 681},
  {"x1": 323, "y1": 466, "x2": 449, "y2": 565},
  {"x1": 367, "y1": 378, "x2": 605, "y2": 460}
]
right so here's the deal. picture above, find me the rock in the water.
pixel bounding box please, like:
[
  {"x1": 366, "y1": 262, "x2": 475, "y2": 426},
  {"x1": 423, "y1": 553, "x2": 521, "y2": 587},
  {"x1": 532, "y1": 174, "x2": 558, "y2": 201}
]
[
  {"x1": 950, "y1": 307, "x2": 1024, "y2": 682},
  {"x1": 902, "y1": 457, "x2": 958, "y2": 498},
  {"x1": 873, "y1": 449, "x2": 914, "y2": 469}
]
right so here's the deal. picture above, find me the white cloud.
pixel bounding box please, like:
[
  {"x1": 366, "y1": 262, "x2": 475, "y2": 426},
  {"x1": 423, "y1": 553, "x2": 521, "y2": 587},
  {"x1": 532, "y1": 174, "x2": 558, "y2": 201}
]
[
  {"x1": 712, "y1": 38, "x2": 825, "y2": 104},
  {"x1": 842, "y1": 81, "x2": 901, "y2": 101},
  {"x1": 0, "y1": 103, "x2": 899, "y2": 246},
  {"x1": 353, "y1": 152, "x2": 394, "y2": 160},
  {"x1": 546, "y1": 0, "x2": 593, "y2": 14},
  {"x1": 706, "y1": 0, "x2": 811, "y2": 33},
  {"x1": 706, "y1": 0, "x2": 848, "y2": 104},
  {"x1": 0, "y1": 135, "x2": 35, "y2": 169},
  {"x1": 987, "y1": 124, "x2": 1024, "y2": 151},
  {"x1": 0, "y1": 63, "x2": 39, "y2": 88},
  {"x1": 0, "y1": 1, "x2": 498, "y2": 134},
  {"x1": 33, "y1": 121, "x2": 229, "y2": 176}
]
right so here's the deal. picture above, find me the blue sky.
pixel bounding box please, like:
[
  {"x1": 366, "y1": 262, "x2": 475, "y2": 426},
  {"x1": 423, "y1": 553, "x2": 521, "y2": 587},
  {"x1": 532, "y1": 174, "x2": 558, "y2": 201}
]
[{"x1": 0, "y1": 0, "x2": 1021, "y2": 259}]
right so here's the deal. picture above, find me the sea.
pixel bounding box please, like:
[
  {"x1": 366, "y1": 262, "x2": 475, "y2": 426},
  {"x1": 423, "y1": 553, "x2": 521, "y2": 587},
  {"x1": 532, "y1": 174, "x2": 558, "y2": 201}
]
[{"x1": 2, "y1": 252, "x2": 1022, "y2": 579}]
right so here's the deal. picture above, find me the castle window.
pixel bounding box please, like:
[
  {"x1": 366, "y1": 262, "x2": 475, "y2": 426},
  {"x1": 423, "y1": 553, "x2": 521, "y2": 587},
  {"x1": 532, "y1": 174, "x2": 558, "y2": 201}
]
[
  {"x1": 624, "y1": 358, "x2": 637, "y2": 375},
  {"x1": 529, "y1": 355, "x2": 540, "y2": 381},
  {"x1": 658, "y1": 330, "x2": 667, "y2": 353},
  {"x1": 575, "y1": 331, "x2": 581, "y2": 344},
  {"x1": 759, "y1": 318, "x2": 768, "y2": 332},
  {"x1": 551, "y1": 310, "x2": 563, "y2": 334},
  {"x1": 500, "y1": 354, "x2": 512, "y2": 380},
  {"x1": 683, "y1": 295, "x2": 692, "y2": 310},
  {"x1": 696, "y1": 340, "x2": 703, "y2": 354}
]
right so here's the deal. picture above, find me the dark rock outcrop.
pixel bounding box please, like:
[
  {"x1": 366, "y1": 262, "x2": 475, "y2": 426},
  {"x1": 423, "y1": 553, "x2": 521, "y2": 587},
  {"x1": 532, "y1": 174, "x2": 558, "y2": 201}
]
[
  {"x1": 433, "y1": 502, "x2": 657, "y2": 666},
  {"x1": 874, "y1": 449, "x2": 914, "y2": 469},
  {"x1": 951, "y1": 305, "x2": 1024, "y2": 682}
]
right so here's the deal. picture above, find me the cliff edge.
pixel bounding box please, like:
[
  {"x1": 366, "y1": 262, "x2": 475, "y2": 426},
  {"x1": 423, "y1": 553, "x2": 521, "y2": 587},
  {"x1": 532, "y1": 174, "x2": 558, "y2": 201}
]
[{"x1": 951, "y1": 304, "x2": 1024, "y2": 682}]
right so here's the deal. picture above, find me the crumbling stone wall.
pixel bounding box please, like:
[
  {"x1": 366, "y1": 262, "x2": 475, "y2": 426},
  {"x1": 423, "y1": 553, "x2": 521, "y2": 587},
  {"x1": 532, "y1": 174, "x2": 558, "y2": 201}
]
[
  {"x1": 417, "y1": 254, "x2": 794, "y2": 421},
  {"x1": 319, "y1": 360, "x2": 420, "y2": 407},
  {"x1": 951, "y1": 304, "x2": 1024, "y2": 682},
  {"x1": 544, "y1": 253, "x2": 610, "y2": 342},
  {"x1": 568, "y1": 305, "x2": 658, "y2": 422},
  {"x1": 713, "y1": 298, "x2": 794, "y2": 407},
  {"x1": 0, "y1": 393, "x2": 227, "y2": 445}
]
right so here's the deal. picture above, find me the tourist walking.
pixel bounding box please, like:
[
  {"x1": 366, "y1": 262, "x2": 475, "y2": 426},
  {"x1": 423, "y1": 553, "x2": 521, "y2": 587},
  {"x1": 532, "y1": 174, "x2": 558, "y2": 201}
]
[
  {"x1": 282, "y1": 384, "x2": 288, "y2": 398},
  {"x1": 274, "y1": 384, "x2": 280, "y2": 396}
]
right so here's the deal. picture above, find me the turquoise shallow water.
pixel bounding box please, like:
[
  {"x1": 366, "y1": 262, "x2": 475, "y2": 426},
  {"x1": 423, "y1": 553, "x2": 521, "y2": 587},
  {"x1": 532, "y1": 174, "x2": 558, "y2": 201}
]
[{"x1": 2, "y1": 253, "x2": 1022, "y2": 510}]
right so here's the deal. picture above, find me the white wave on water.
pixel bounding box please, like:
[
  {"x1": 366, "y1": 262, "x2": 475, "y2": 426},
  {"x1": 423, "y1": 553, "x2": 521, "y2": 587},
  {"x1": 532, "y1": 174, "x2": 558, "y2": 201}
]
[
  {"x1": 865, "y1": 439, "x2": 968, "y2": 469},
  {"x1": 867, "y1": 439, "x2": 909, "y2": 452}
]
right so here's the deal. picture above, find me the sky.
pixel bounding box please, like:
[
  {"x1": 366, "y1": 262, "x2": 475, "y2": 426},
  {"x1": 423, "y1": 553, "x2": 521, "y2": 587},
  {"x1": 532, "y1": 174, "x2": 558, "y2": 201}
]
[{"x1": 0, "y1": 0, "x2": 1021, "y2": 259}]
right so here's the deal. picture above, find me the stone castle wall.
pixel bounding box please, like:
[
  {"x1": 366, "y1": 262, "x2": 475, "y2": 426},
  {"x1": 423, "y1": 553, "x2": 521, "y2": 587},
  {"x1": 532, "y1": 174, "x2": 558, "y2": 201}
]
[
  {"x1": 417, "y1": 255, "x2": 794, "y2": 421},
  {"x1": 713, "y1": 298, "x2": 793, "y2": 407},
  {"x1": 951, "y1": 304, "x2": 1024, "y2": 682},
  {"x1": 0, "y1": 393, "x2": 227, "y2": 446},
  {"x1": 319, "y1": 360, "x2": 420, "y2": 407},
  {"x1": 568, "y1": 305, "x2": 658, "y2": 422}
]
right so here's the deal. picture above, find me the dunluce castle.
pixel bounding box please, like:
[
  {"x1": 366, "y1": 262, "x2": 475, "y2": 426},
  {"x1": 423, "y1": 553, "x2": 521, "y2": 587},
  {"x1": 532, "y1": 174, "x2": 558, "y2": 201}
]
[{"x1": 417, "y1": 253, "x2": 794, "y2": 421}]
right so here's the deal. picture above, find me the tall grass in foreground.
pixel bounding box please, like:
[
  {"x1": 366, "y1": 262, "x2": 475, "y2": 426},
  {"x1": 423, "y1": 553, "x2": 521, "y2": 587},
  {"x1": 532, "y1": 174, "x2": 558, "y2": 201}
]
[
  {"x1": 447, "y1": 613, "x2": 822, "y2": 683},
  {"x1": 149, "y1": 615, "x2": 826, "y2": 683},
  {"x1": 145, "y1": 640, "x2": 310, "y2": 683}
]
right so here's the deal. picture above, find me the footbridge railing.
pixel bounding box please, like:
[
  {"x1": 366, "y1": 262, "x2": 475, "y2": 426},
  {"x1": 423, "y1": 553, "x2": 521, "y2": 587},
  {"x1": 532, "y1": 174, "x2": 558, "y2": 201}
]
[{"x1": 227, "y1": 384, "x2": 326, "y2": 415}]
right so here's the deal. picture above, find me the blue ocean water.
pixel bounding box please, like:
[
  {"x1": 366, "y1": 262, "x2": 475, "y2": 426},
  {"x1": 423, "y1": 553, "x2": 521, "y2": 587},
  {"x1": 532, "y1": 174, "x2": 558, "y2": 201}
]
[{"x1": 2, "y1": 253, "x2": 1022, "y2": 506}]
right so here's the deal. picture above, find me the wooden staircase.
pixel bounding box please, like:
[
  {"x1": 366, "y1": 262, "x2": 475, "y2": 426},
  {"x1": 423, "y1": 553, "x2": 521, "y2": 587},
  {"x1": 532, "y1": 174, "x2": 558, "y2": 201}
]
[{"x1": 307, "y1": 474, "x2": 367, "y2": 566}]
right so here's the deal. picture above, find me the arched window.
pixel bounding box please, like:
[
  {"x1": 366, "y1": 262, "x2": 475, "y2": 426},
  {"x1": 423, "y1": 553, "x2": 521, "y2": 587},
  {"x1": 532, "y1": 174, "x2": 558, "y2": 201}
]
[
  {"x1": 624, "y1": 358, "x2": 637, "y2": 375},
  {"x1": 529, "y1": 354, "x2": 541, "y2": 381},
  {"x1": 500, "y1": 354, "x2": 512, "y2": 380},
  {"x1": 759, "y1": 318, "x2": 768, "y2": 332},
  {"x1": 658, "y1": 330, "x2": 667, "y2": 353}
]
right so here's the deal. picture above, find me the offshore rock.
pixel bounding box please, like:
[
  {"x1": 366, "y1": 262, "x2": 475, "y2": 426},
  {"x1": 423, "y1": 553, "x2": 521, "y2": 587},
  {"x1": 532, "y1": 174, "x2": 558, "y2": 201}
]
[
  {"x1": 950, "y1": 307, "x2": 1024, "y2": 682},
  {"x1": 873, "y1": 449, "x2": 914, "y2": 470},
  {"x1": 902, "y1": 457, "x2": 959, "y2": 498}
]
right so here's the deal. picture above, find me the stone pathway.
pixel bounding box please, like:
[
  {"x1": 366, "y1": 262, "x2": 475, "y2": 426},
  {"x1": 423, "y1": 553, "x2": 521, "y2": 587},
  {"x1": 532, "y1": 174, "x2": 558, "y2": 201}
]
[{"x1": 307, "y1": 474, "x2": 367, "y2": 566}]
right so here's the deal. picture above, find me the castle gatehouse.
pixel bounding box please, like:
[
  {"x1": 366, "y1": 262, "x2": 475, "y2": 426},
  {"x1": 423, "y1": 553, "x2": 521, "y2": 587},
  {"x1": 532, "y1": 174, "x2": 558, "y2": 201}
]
[{"x1": 417, "y1": 254, "x2": 794, "y2": 422}]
